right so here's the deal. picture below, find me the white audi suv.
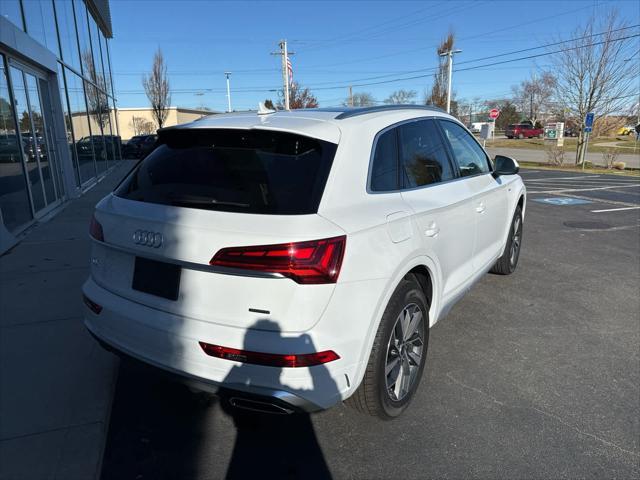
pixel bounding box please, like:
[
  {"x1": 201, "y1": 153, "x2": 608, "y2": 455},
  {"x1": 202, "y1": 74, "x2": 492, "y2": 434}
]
[{"x1": 83, "y1": 105, "x2": 525, "y2": 419}]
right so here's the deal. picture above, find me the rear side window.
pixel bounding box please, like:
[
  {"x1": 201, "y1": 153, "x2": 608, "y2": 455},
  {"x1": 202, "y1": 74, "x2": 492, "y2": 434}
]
[
  {"x1": 398, "y1": 119, "x2": 454, "y2": 188},
  {"x1": 370, "y1": 128, "x2": 399, "y2": 191},
  {"x1": 114, "y1": 129, "x2": 337, "y2": 215},
  {"x1": 439, "y1": 120, "x2": 491, "y2": 177}
]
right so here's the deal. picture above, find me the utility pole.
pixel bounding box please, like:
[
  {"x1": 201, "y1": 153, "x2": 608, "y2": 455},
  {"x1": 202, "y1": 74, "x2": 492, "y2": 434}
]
[
  {"x1": 224, "y1": 72, "x2": 232, "y2": 113},
  {"x1": 439, "y1": 49, "x2": 462, "y2": 114},
  {"x1": 271, "y1": 40, "x2": 294, "y2": 110},
  {"x1": 349, "y1": 86, "x2": 353, "y2": 107}
]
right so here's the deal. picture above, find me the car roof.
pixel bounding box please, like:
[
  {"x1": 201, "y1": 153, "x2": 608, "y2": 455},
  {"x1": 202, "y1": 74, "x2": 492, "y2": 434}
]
[{"x1": 161, "y1": 105, "x2": 452, "y2": 144}]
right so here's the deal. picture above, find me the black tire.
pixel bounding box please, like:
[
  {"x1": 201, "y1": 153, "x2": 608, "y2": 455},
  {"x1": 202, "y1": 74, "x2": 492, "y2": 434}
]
[
  {"x1": 491, "y1": 205, "x2": 523, "y2": 275},
  {"x1": 346, "y1": 274, "x2": 429, "y2": 419}
]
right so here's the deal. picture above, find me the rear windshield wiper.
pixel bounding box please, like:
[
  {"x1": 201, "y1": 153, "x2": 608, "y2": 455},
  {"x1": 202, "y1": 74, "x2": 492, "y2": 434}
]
[{"x1": 168, "y1": 193, "x2": 250, "y2": 209}]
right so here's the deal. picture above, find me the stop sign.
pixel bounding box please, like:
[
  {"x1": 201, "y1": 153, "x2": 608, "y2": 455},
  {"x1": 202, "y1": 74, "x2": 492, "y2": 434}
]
[{"x1": 489, "y1": 108, "x2": 500, "y2": 120}]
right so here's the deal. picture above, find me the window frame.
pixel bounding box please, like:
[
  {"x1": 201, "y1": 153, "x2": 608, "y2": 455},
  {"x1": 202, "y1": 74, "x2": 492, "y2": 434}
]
[
  {"x1": 436, "y1": 118, "x2": 494, "y2": 180},
  {"x1": 366, "y1": 116, "x2": 460, "y2": 194}
]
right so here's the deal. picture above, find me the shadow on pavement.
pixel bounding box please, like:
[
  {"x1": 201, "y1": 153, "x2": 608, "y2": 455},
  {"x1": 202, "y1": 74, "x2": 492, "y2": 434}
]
[{"x1": 101, "y1": 320, "x2": 336, "y2": 480}]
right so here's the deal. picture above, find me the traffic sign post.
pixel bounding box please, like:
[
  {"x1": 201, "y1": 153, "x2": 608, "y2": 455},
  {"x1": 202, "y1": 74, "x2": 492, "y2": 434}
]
[{"x1": 582, "y1": 112, "x2": 594, "y2": 170}]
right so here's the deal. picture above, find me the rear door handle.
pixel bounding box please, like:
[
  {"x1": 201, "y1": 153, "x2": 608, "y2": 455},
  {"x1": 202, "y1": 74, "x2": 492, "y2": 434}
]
[
  {"x1": 425, "y1": 221, "x2": 440, "y2": 237},
  {"x1": 476, "y1": 202, "x2": 485, "y2": 214}
]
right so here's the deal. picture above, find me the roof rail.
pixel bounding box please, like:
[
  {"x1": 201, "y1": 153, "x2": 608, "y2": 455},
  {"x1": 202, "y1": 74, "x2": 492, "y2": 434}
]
[{"x1": 335, "y1": 104, "x2": 446, "y2": 120}]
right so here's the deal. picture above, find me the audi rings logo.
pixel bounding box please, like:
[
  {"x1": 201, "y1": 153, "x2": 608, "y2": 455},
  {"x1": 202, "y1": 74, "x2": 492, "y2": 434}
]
[{"x1": 133, "y1": 230, "x2": 163, "y2": 248}]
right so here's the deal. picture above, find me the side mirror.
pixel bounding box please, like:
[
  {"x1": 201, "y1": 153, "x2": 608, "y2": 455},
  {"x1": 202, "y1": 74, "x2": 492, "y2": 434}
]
[{"x1": 493, "y1": 155, "x2": 520, "y2": 177}]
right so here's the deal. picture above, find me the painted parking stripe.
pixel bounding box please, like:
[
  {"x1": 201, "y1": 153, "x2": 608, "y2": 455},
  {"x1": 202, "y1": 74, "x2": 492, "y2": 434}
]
[
  {"x1": 525, "y1": 175, "x2": 601, "y2": 181},
  {"x1": 528, "y1": 184, "x2": 640, "y2": 194},
  {"x1": 591, "y1": 206, "x2": 640, "y2": 213}
]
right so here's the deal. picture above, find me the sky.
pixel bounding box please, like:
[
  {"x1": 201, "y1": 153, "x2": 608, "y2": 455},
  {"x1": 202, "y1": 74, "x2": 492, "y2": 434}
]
[{"x1": 108, "y1": 0, "x2": 640, "y2": 112}]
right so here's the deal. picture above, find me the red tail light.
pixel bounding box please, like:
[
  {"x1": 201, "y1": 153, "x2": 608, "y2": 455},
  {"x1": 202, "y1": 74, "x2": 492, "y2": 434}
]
[
  {"x1": 199, "y1": 342, "x2": 339, "y2": 367},
  {"x1": 89, "y1": 215, "x2": 104, "y2": 242},
  {"x1": 210, "y1": 235, "x2": 346, "y2": 284},
  {"x1": 82, "y1": 294, "x2": 102, "y2": 314}
]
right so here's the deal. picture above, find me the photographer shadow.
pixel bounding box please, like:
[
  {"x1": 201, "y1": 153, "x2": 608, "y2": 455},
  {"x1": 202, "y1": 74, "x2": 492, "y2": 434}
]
[{"x1": 219, "y1": 319, "x2": 338, "y2": 480}]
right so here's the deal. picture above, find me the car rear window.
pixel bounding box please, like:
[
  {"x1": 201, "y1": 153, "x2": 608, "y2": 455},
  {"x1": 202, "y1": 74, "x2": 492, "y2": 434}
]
[{"x1": 114, "y1": 128, "x2": 337, "y2": 215}]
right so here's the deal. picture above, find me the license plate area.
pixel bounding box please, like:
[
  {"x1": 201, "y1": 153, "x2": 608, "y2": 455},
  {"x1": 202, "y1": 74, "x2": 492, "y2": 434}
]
[{"x1": 132, "y1": 257, "x2": 181, "y2": 301}]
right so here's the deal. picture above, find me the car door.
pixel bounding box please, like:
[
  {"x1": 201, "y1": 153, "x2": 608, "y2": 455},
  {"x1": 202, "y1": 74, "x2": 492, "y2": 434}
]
[
  {"x1": 397, "y1": 118, "x2": 476, "y2": 301},
  {"x1": 438, "y1": 119, "x2": 510, "y2": 272}
]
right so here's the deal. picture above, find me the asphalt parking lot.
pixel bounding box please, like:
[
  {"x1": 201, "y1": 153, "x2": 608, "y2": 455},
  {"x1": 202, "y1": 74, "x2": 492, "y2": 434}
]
[{"x1": 101, "y1": 169, "x2": 639, "y2": 480}]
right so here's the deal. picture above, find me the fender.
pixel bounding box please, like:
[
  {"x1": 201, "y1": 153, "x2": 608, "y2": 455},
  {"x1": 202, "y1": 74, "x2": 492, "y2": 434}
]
[
  {"x1": 350, "y1": 253, "x2": 442, "y2": 393},
  {"x1": 498, "y1": 179, "x2": 527, "y2": 257}
]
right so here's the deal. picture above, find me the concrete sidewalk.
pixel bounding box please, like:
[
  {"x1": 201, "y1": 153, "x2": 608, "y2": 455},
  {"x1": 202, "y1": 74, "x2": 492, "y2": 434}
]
[
  {"x1": 486, "y1": 146, "x2": 640, "y2": 169},
  {"x1": 0, "y1": 162, "x2": 134, "y2": 480}
]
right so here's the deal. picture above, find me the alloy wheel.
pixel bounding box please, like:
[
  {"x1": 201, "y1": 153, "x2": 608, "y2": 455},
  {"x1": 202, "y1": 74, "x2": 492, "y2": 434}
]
[
  {"x1": 385, "y1": 303, "x2": 425, "y2": 401},
  {"x1": 510, "y1": 215, "x2": 522, "y2": 266}
]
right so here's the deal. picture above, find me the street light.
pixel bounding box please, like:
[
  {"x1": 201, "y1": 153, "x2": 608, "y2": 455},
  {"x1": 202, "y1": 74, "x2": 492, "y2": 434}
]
[
  {"x1": 439, "y1": 49, "x2": 462, "y2": 114},
  {"x1": 224, "y1": 72, "x2": 232, "y2": 113}
]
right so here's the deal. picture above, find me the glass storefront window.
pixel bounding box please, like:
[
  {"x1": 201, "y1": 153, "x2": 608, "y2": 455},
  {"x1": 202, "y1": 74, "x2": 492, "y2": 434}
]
[
  {"x1": 101, "y1": 34, "x2": 113, "y2": 97},
  {"x1": 85, "y1": 80, "x2": 107, "y2": 173},
  {"x1": 22, "y1": 0, "x2": 58, "y2": 52},
  {"x1": 9, "y1": 67, "x2": 45, "y2": 213},
  {"x1": 54, "y1": 0, "x2": 81, "y2": 71},
  {"x1": 0, "y1": 55, "x2": 32, "y2": 231},
  {"x1": 74, "y1": 0, "x2": 93, "y2": 77},
  {"x1": 0, "y1": 0, "x2": 24, "y2": 31},
  {"x1": 64, "y1": 68, "x2": 95, "y2": 183},
  {"x1": 88, "y1": 15, "x2": 105, "y2": 81},
  {"x1": 57, "y1": 63, "x2": 80, "y2": 186},
  {"x1": 24, "y1": 73, "x2": 57, "y2": 205},
  {"x1": 108, "y1": 95, "x2": 121, "y2": 160}
]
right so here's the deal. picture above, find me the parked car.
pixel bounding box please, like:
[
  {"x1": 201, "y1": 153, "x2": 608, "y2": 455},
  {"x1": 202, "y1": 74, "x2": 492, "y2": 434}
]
[
  {"x1": 83, "y1": 105, "x2": 526, "y2": 419},
  {"x1": 75, "y1": 135, "x2": 121, "y2": 160},
  {"x1": 505, "y1": 123, "x2": 544, "y2": 139},
  {"x1": 122, "y1": 134, "x2": 157, "y2": 159},
  {"x1": 564, "y1": 127, "x2": 578, "y2": 137},
  {"x1": 616, "y1": 125, "x2": 636, "y2": 136}
]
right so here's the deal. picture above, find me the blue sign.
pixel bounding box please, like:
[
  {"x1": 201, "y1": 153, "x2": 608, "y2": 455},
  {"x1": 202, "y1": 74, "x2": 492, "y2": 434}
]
[
  {"x1": 585, "y1": 112, "x2": 594, "y2": 128},
  {"x1": 533, "y1": 197, "x2": 592, "y2": 206},
  {"x1": 584, "y1": 126, "x2": 592, "y2": 133}
]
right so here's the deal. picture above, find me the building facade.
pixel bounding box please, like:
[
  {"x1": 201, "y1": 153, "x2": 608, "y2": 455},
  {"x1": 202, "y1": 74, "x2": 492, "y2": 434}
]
[
  {"x1": 116, "y1": 107, "x2": 214, "y2": 140},
  {"x1": 0, "y1": 0, "x2": 118, "y2": 254}
]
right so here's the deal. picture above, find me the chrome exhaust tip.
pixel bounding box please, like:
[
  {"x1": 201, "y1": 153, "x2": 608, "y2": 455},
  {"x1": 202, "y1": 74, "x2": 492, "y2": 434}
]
[{"x1": 229, "y1": 397, "x2": 295, "y2": 415}]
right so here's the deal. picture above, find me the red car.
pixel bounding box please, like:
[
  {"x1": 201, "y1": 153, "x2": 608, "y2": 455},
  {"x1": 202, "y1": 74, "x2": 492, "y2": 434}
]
[{"x1": 505, "y1": 124, "x2": 544, "y2": 139}]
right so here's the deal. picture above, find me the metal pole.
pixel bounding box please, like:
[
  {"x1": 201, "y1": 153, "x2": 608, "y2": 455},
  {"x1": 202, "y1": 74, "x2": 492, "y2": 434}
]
[
  {"x1": 349, "y1": 86, "x2": 353, "y2": 107},
  {"x1": 224, "y1": 72, "x2": 232, "y2": 112},
  {"x1": 582, "y1": 131, "x2": 590, "y2": 171},
  {"x1": 282, "y1": 40, "x2": 290, "y2": 110},
  {"x1": 446, "y1": 52, "x2": 453, "y2": 114}
]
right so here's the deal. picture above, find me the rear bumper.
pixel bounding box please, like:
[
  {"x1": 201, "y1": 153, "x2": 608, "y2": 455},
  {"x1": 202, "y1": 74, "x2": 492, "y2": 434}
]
[
  {"x1": 88, "y1": 329, "x2": 320, "y2": 413},
  {"x1": 82, "y1": 275, "x2": 385, "y2": 412}
]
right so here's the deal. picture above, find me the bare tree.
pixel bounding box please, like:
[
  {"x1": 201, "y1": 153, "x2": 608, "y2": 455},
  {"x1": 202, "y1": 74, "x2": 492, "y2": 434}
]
[
  {"x1": 552, "y1": 11, "x2": 638, "y2": 164},
  {"x1": 82, "y1": 51, "x2": 110, "y2": 132},
  {"x1": 277, "y1": 82, "x2": 319, "y2": 109},
  {"x1": 426, "y1": 32, "x2": 455, "y2": 109},
  {"x1": 511, "y1": 72, "x2": 556, "y2": 126},
  {"x1": 343, "y1": 92, "x2": 376, "y2": 107},
  {"x1": 129, "y1": 116, "x2": 155, "y2": 136},
  {"x1": 384, "y1": 89, "x2": 417, "y2": 104},
  {"x1": 142, "y1": 49, "x2": 171, "y2": 129}
]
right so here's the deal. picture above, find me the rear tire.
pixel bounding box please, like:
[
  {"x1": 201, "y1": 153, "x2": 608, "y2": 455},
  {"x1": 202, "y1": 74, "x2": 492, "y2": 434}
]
[
  {"x1": 491, "y1": 205, "x2": 523, "y2": 275},
  {"x1": 346, "y1": 274, "x2": 429, "y2": 419}
]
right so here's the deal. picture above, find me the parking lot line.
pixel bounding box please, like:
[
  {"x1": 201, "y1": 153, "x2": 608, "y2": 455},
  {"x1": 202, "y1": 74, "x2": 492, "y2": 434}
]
[
  {"x1": 528, "y1": 191, "x2": 639, "y2": 208},
  {"x1": 591, "y1": 206, "x2": 640, "y2": 213},
  {"x1": 524, "y1": 175, "x2": 601, "y2": 181},
  {"x1": 528, "y1": 184, "x2": 640, "y2": 194}
]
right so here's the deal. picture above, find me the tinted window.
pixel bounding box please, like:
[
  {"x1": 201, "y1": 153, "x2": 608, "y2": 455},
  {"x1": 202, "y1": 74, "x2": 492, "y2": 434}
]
[
  {"x1": 439, "y1": 120, "x2": 490, "y2": 177},
  {"x1": 370, "y1": 128, "x2": 399, "y2": 191},
  {"x1": 115, "y1": 129, "x2": 336, "y2": 215},
  {"x1": 399, "y1": 119, "x2": 454, "y2": 188}
]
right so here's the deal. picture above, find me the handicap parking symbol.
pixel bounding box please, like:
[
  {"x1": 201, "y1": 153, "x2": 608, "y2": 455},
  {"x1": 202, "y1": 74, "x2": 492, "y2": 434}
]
[{"x1": 533, "y1": 197, "x2": 592, "y2": 206}]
